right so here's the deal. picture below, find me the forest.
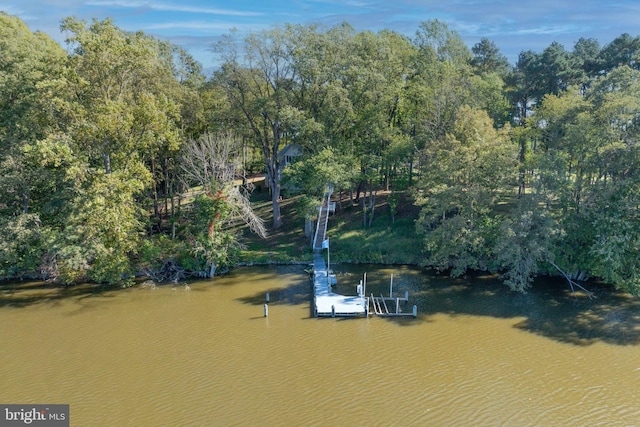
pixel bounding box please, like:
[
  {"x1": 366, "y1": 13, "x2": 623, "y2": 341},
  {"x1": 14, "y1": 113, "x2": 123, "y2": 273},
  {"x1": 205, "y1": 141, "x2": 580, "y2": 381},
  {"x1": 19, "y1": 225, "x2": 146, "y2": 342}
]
[{"x1": 1, "y1": 12, "x2": 639, "y2": 295}]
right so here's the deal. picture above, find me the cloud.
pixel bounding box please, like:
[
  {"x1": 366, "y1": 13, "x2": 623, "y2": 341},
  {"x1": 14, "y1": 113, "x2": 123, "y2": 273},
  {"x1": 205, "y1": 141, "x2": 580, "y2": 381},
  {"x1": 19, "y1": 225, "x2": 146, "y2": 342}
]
[
  {"x1": 85, "y1": 0, "x2": 263, "y2": 17},
  {"x1": 513, "y1": 25, "x2": 582, "y2": 36},
  {"x1": 4, "y1": 0, "x2": 640, "y2": 69},
  {"x1": 144, "y1": 21, "x2": 266, "y2": 32}
]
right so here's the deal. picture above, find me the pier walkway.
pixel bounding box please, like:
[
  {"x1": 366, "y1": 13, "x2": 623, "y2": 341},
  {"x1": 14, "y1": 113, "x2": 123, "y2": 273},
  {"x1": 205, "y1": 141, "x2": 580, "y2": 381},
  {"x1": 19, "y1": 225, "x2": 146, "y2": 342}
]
[
  {"x1": 309, "y1": 187, "x2": 415, "y2": 318},
  {"x1": 311, "y1": 187, "x2": 366, "y2": 317}
]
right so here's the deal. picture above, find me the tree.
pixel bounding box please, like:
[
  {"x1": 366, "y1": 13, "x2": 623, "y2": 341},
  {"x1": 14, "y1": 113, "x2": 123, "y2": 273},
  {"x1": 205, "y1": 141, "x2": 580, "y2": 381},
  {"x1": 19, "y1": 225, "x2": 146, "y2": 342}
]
[
  {"x1": 471, "y1": 37, "x2": 511, "y2": 76},
  {"x1": 507, "y1": 50, "x2": 540, "y2": 124},
  {"x1": 493, "y1": 199, "x2": 556, "y2": 292},
  {"x1": 597, "y1": 33, "x2": 640, "y2": 74},
  {"x1": 538, "y1": 42, "x2": 580, "y2": 95},
  {"x1": 282, "y1": 147, "x2": 358, "y2": 233},
  {"x1": 212, "y1": 27, "x2": 301, "y2": 229},
  {"x1": 179, "y1": 132, "x2": 266, "y2": 277},
  {"x1": 0, "y1": 13, "x2": 68, "y2": 216},
  {"x1": 521, "y1": 66, "x2": 640, "y2": 294},
  {"x1": 408, "y1": 20, "x2": 474, "y2": 146},
  {"x1": 62, "y1": 18, "x2": 177, "y2": 173},
  {"x1": 339, "y1": 29, "x2": 414, "y2": 223},
  {"x1": 288, "y1": 22, "x2": 354, "y2": 148},
  {"x1": 416, "y1": 106, "x2": 518, "y2": 276},
  {"x1": 572, "y1": 37, "x2": 601, "y2": 87},
  {"x1": 414, "y1": 20, "x2": 472, "y2": 65},
  {"x1": 50, "y1": 17, "x2": 184, "y2": 283},
  {"x1": 0, "y1": 14, "x2": 74, "y2": 280},
  {"x1": 507, "y1": 42, "x2": 580, "y2": 125}
]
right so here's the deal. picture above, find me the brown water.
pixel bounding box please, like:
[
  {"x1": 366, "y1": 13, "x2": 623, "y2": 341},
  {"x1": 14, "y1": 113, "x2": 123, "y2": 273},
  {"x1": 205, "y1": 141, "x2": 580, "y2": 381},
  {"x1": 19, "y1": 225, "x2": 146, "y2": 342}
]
[{"x1": 1, "y1": 265, "x2": 640, "y2": 426}]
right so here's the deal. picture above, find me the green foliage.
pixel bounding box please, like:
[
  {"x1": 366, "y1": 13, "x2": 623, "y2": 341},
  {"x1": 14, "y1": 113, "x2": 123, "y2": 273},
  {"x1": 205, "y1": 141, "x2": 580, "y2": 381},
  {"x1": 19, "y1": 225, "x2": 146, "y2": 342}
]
[
  {"x1": 0, "y1": 214, "x2": 44, "y2": 280},
  {"x1": 182, "y1": 193, "x2": 240, "y2": 274},
  {"x1": 520, "y1": 65, "x2": 640, "y2": 294},
  {"x1": 416, "y1": 106, "x2": 524, "y2": 284},
  {"x1": 283, "y1": 147, "x2": 358, "y2": 200},
  {"x1": 494, "y1": 206, "x2": 555, "y2": 292},
  {"x1": 3, "y1": 11, "x2": 640, "y2": 296},
  {"x1": 471, "y1": 37, "x2": 511, "y2": 76}
]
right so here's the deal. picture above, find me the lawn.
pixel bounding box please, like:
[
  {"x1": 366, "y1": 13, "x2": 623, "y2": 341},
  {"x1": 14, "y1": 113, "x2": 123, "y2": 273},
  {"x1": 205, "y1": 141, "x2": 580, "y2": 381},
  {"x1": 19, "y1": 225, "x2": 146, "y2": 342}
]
[{"x1": 237, "y1": 180, "x2": 424, "y2": 265}]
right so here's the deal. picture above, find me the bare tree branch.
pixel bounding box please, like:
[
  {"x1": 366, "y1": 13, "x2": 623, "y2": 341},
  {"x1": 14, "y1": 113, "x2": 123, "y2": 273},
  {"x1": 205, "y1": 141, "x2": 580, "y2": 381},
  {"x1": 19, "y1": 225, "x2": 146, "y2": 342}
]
[
  {"x1": 548, "y1": 259, "x2": 595, "y2": 299},
  {"x1": 180, "y1": 132, "x2": 266, "y2": 238}
]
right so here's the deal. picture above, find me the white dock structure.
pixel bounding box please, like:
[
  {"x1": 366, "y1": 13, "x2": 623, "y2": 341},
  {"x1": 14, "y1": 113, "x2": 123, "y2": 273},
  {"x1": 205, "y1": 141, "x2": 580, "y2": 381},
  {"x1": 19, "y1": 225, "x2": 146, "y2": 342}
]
[
  {"x1": 311, "y1": 188, "x2": 366, "y2": 317},
  {"x1": 312, "y1": 187, "x2": 336, "y2": 251},
  {"x1": 312, "y1": 253, "x2": 367, "y2": 317},
  {"x1": 310, "y1": 187, "x2": 416, "y2": 318}
]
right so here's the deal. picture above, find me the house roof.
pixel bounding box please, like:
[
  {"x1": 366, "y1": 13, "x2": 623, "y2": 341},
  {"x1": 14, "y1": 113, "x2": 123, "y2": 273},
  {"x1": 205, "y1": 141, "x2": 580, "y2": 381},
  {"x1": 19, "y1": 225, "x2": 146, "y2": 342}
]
[{"x1": 278, "y1": 143, "x2": 302, "y2": 157}]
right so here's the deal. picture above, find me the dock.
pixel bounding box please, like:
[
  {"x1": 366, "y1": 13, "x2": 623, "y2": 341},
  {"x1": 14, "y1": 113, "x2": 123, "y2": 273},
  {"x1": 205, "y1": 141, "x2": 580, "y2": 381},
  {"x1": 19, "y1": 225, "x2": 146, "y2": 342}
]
[
  {"x1": 311, "y1": 187, "x2": 365, "y2": 317},
  {"x1": 310, "y1": 187, "x2": 416, "y2": 318},
  {"x1": 312, "y1": 253, "x2": 367, "y2": 317}
]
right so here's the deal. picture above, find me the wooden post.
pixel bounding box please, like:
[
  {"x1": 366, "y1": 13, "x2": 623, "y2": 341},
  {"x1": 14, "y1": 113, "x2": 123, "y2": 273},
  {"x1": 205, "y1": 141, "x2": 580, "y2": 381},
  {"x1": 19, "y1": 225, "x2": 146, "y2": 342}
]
[
  {"x1": 396, "y1": 298, "x2": 400, "y2": 314},
  {"x1": 404, "y1": 290, "x2": 408, "y2": 301},
  {"x1": 331, "y1": 305, "x2": 335, "y2": 318},
  {"x1": 264, "y1": 304, "x2": 269, "y2": 317},
  {"x1": 266, "y1": 292, "x2": 270, "y2": 303},
  {"x1": 412, "y1": 305, "x2": 417, "y2": 318}
]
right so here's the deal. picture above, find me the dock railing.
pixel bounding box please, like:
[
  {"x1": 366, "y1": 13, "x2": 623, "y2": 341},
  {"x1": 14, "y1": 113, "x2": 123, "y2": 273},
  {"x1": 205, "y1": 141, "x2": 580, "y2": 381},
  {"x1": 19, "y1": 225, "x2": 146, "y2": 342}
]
[{"x1": 312, "y1": 187, "x2": 333, "y2": 251}]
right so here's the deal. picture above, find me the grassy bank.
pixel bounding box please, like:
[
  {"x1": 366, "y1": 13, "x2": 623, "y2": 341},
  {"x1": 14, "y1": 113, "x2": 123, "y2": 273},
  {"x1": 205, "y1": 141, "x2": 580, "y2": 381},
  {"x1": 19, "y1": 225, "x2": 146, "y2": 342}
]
[{"x1": 238, "y1": 185, "x2": 424, "y2": 265}]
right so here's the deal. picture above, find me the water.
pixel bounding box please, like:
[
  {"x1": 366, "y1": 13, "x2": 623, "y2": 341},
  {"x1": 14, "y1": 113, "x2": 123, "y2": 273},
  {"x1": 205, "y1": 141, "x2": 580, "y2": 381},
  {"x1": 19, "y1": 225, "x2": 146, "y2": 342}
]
[{"x1": 1, "y1": 265, "x2": 639, "y2": 426}]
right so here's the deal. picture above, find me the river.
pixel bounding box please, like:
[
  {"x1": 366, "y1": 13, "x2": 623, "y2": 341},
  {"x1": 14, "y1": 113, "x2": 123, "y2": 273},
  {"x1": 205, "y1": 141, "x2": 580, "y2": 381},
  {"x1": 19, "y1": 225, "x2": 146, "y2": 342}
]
[{"x1": 1, "y1": 264, "x2": 639, "y2": 426}]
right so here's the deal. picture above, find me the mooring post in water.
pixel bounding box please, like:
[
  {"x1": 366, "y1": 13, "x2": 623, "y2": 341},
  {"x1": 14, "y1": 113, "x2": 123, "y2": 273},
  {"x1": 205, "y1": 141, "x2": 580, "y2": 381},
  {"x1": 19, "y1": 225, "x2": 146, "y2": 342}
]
[
  {"x1": 331, "y1": 305, "x2": 335, "y2": 318},
  {"x1": 264, "y1": 304, "x2": 268, "y2": 317},
  {"x1": 390, "y1": 274, "x2": 393, "y2": 298},
  {"x1": 405, "y1": 290, "x2": 409, "y2": 302},
  {"x1": 412, "y1": 305, "x2": 417, "y2": 318},
  {"x1": 266, "y1": 292, "x2": 270, "y2": 303}
]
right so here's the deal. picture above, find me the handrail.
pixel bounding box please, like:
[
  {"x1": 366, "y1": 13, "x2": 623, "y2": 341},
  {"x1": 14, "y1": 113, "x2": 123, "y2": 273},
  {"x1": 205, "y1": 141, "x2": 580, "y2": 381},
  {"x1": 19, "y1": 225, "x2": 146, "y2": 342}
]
[{"x1": 312, "y1": 187, "x2": 333, "y2": 251}]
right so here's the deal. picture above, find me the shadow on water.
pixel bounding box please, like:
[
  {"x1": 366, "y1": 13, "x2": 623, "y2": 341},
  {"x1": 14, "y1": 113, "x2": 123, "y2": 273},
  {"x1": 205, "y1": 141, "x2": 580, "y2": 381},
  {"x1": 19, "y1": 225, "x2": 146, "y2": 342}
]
[
  {"x1": 235, "y1": 264, "x2": 313, "y2": 307},
  {"x1": 0, "y1": 278, "x2": 194, "y2": 309},
  {"x1": 0, "y1": 281, "x2": 121, "y2": 309},
  {"x1": 4, "y1": 263, "x2": 640, "y2": 346},
  {"x1": 237, "y1": 264, "x2": 640, "y2": 347},
  {"x1": 418, "y1": 272, "x2": 640, "y2": 347}
]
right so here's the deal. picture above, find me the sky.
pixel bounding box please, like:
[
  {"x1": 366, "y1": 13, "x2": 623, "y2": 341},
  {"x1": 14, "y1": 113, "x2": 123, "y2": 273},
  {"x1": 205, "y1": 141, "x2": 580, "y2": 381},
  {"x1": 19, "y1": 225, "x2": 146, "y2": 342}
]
[{"x1": 3, "y1": 0, "x2": 640, "y2": 73}]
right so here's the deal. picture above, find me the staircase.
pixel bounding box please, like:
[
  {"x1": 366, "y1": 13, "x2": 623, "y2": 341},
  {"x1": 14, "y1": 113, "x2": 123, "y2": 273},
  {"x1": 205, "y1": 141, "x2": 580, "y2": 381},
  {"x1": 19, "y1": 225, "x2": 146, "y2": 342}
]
[{"x1": 312, "y1": 187, "x2": 334, "y2": 251}]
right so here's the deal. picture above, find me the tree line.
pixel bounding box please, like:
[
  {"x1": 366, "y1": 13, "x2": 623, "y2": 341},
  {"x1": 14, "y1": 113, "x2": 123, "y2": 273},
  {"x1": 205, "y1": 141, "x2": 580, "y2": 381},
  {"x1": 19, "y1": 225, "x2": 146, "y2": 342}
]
[{"x1": 1, "y1": 12, "x2": 639, "y2": 294}]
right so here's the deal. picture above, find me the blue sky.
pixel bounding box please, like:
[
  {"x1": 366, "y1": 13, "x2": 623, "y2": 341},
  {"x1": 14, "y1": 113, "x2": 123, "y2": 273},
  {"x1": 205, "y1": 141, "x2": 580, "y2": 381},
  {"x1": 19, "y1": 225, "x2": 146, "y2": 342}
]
[{"x1": 3, "y1": 0, "x2": 640, "y2": 72}]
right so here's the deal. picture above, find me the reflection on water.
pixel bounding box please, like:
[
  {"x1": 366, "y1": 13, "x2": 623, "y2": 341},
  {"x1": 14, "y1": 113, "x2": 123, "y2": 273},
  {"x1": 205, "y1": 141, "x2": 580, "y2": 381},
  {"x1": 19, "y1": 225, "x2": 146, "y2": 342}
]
[{"x1": 1, "y1": 265, "x2": 639, "y2": 426}]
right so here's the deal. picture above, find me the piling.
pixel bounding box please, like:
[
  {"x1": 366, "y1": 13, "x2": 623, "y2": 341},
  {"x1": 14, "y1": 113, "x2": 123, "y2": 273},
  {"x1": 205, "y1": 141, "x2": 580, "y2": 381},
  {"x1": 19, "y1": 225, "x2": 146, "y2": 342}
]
[
  {"x1": 266, "y1": 292, "x2": 270, "y2": 303},
  {"x1": 331, "y1": 305, "x2": 335, "y2": 318},
  {"x1": 264, "y1": 304, "x2": 269, "y2": 317},
  {"x1": 412, "y1": 305, "x2": 417, "y2": 318}
]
